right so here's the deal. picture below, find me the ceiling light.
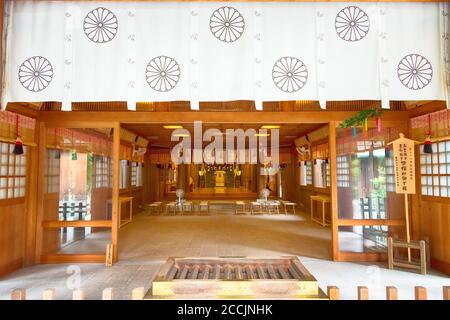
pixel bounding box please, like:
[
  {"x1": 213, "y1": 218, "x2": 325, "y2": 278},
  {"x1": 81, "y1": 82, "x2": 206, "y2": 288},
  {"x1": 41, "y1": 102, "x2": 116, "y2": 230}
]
[
  {"x1": 261, "y1": 125, "x2": 281, "y2": 129},
  {"x1": 255, "y1": 133, "x2": 270, "y2": 137},
  {"x1": 173, "y1": 133, "x2": 190, "y2": 137},
  {"x1": 163, "y1": 125, "x2": 183, "y2": 129}
]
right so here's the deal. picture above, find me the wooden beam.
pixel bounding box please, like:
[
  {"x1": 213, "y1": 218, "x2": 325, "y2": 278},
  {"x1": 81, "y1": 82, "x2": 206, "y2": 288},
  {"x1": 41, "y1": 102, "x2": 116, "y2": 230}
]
[
  {"x1": 328, "y1": 121, "x2": 339, "y2": 261},
  {"x1": 338, "y1": 219, "x2": 405, "y2": 226},
  {"x1": 38, "y1": 111, "x2": 409, "y2": 125},
  {"x1": 21, "y1": 0, "x2": 444, "y2": 2},
  {"x1": 40, "y1": 254, "x2": 106, "y2": 263},
  {"x1": 42, "y1": 220, "x2": 112, "y2": 228}
]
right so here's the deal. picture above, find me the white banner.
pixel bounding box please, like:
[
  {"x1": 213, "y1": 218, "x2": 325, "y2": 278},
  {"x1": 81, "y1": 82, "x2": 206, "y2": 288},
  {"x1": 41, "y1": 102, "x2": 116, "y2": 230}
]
[{"x1": 3, "y1": 1, "x2": 448, "y2": 110}]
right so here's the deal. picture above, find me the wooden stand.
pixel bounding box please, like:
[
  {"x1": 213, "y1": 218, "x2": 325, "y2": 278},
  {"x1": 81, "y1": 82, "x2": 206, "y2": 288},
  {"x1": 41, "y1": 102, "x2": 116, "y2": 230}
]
[
  {"x1": 146, "y1": 256, "x2": 327, "y2": 300},
  {"x1": 107, "y1": 197, "x2": 133, "y2": 228},
  {"x1": 387, "y1": 237, "x2": 429, "y2": 275},
  {"x1": 310, "y1": 195, "x2": 331, "y2": 227}
]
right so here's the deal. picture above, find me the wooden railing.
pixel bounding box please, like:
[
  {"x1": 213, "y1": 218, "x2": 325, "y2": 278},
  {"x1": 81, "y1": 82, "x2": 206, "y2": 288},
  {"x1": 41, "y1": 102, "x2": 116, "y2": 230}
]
[{"x1": 9, "y1": 286, "x2": 450, "y2": 300}]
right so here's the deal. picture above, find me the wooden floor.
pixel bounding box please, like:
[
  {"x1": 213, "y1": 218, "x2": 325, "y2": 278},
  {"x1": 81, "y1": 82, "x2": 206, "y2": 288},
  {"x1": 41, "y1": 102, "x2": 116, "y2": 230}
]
[{"x1": 118, "y1": 210, "x2": 332, "y2": 262}]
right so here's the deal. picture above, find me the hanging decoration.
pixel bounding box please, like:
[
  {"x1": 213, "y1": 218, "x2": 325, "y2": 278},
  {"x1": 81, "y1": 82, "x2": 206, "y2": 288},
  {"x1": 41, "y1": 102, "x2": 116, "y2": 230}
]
[
  {"x1": 339, "y1": 109, "x2": 383, "y2": 139},
  {"x1": 423, "y1": 114, "x2": 433, "y2": 154},
  {"x1": 12, "y1": 115, "x2": 24, "y2": 155},
  {"x1": 423, "y1": 135, "x2": 433, "y2": 154}
]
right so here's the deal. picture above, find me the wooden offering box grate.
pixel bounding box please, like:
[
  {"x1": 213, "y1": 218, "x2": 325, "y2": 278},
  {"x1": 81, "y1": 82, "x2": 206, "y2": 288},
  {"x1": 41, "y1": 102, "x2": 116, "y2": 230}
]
[{"x1": 146, "y1": 257, "x2": 327, "y2": 299}]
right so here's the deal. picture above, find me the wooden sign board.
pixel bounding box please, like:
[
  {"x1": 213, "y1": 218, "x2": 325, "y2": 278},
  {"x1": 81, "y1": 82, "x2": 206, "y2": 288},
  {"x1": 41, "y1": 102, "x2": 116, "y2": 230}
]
[{"x1": 392, "y1": 137, "x2": 416, "y2": 194}]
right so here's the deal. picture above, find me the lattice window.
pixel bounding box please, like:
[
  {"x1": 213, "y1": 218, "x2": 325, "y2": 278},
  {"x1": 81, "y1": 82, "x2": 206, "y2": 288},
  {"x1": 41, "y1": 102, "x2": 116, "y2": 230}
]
[
  {"x1": 326, "y1": 161, "x2": 331, "y2": 187},
  {"x1": 385, "y1": 150, "x2": 395, "y2": 192},
  {"x1": 45, "y1": 149, "x2": 60, "y2": 193},
  {"x1": 0, "y1": 142, "x2": 27, "y2": 200},
  {"x1": 305, "y1": 161, "x2": 312, "y2": 185},
  {"x1": 131, "y1": 162, "x2": 143, "y2": 187},
  {"x1": 337, "y1": 155, "x2": 350, "y2": 187},
  {"x1": 299, "y1": 162, "x2": 306, "y2": 186},
  {"x1": 420, "y1": 140, "x2": 450, "y2": 197},
  {"x1": 95, "y1": 155, "x2": 111, "y2": 188}
]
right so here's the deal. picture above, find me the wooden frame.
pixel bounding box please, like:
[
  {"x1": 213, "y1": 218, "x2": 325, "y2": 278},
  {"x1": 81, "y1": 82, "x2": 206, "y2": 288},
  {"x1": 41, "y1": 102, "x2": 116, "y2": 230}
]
[
  {"x1": 417, "y1": 140, "x2": 450, "y2": 200},
  {"x1": 35, "y1": 121, "x2": 120, "y2": 264},
  {"x1": 19, "y1": 0, "x2": 444, "y2": 3},
  {"x1": 1, "y1": 108, "x2": 408, "y2": 266}
]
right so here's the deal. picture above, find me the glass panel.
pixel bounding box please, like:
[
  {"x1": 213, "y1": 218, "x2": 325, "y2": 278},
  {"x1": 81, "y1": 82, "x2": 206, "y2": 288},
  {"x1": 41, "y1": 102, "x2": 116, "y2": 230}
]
[
  {"x1": 434, "y1": 186, "x2": 440, "y2": 196},
  {"x1": 43, "y1": 127, "x2": 113, "y2": 223},
  {"x1": 338, "y1": 225, "x2": 388, "y2": 253},
  {"x1": 42, "y1": 227, "x2": 111, "y2": 255}
]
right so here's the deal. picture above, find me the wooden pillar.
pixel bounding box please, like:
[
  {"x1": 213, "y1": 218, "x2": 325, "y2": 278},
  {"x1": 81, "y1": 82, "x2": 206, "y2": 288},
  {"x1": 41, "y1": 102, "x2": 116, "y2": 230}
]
[
  {"x1": 414, "y1": 286, "x2": 427, "y2": 300},
  {"x1": 34, "y1": 122, "x2": 47, "y2": 262},
  {"x1": 386, "y1": 286, "x2": 398, "y2": 300},
  {"x1": 24, "y1": 119, "x2": 40, "y2": 265},
  {"x1": 328, "y1": 121, "x2": 339, "y2": 261},
  {"x1": 11, "y1": 289, "x2": 26, "y2": 300},
  {"x1": 131, "y1": 287, "x2": 145, "y2": 300},
  {"x1": 443, "y1": 286, "x2": 450, "y2": 300},
  {"x1": 0, "y1": 0, "x2": 4, "y2": 108},
  {"x1": 72, "y1": 289, "x2": 85, "y2": 300},
  {"x1": 357, "y1": 286, "x2": 369, "y2": 300},
  {"x1": 42, "y1": 288, "x2": 56, "y2": 300},
  {"x1": 327, "y1": 286, "x2": 340, "y2": 300},
  {"x1": 112, "y1": 123, "x2": 120, "y2": 262},
  {"x1": 102, "y1": 288, "x2": 114, "y2": 300}
]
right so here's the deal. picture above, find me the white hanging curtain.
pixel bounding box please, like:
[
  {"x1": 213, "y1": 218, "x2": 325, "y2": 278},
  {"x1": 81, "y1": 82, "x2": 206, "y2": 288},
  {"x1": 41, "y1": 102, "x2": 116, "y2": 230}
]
[{"x1": 1, "y1": 1, "x2": 447, "y2": 111}]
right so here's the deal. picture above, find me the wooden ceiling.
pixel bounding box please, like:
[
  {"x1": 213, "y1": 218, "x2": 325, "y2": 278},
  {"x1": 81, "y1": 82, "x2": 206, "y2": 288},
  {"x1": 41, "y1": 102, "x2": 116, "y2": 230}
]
[{"x1": 122, "y1": 123, "x2": 325, "y2": 148}]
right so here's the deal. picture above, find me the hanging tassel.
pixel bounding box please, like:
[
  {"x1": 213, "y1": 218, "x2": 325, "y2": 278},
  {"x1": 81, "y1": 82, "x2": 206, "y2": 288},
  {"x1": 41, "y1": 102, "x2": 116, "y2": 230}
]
[
  {"x1": 13, "y1": 115, "x2": 24, "y2": 155},
  {"x1": 343, "y1": 127, "x2": 347, "y2": 143},
  {"x1": 423, "y1": 135, "x2": 433, "y2": 154},
  {"x1": 353, "y1": 126, "x2": 357, "y2": 139},
  {"x1": 377, "y1": 116, "x2": 382, "y2": 133}
]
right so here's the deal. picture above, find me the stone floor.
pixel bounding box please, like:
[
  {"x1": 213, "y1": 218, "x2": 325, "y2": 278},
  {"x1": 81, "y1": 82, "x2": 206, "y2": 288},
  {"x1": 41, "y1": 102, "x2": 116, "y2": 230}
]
[{"x1": 0, "y1": 211, "x2": 448, "y2": 300}]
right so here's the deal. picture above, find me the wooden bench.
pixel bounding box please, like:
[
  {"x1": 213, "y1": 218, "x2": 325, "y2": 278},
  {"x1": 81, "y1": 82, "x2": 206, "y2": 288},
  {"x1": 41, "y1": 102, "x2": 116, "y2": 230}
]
[
  {"x1": 198, "y1": 201, "x2": 209, "y2": 215},
  {"x1": 147, "y1": 202, "x2": 162, "y2": 215},
  {"x1": 235, "y1": 201, "x2": 246, "y2": 215}
]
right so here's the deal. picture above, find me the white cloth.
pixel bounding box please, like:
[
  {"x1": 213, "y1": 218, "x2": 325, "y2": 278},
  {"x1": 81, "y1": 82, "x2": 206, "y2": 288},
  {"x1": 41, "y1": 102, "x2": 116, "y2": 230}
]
[{"x1": 2, "y1": 1, "x2": 446, "y2": 110}]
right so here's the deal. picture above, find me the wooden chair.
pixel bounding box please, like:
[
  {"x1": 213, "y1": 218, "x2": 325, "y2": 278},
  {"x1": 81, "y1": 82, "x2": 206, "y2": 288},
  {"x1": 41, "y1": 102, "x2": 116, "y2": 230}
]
[
  {"x1": 182, "y1": 201, "x2": 193, "y2": 214},
  {"x1": 283, "y1": 201, "x2": 296, "y2": 214},
  {"x1": 267, "y1": 201, "x2": 280, "y2": 214},
  {"x1": 250, "y1": 202, "x2": 263, "y2": 215},
  {"x1": 199, "y1": 201, "x2": 209, "y2": 215},
  {"x1": 147, "y1": 202, "x2": 162, "y2": 215},
  {"x1": 235, "y1": 201, "x2": 246, "y2": 215},
  {"x1": 165, "y1": 202, "x2": 176, "y2": 216}
]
